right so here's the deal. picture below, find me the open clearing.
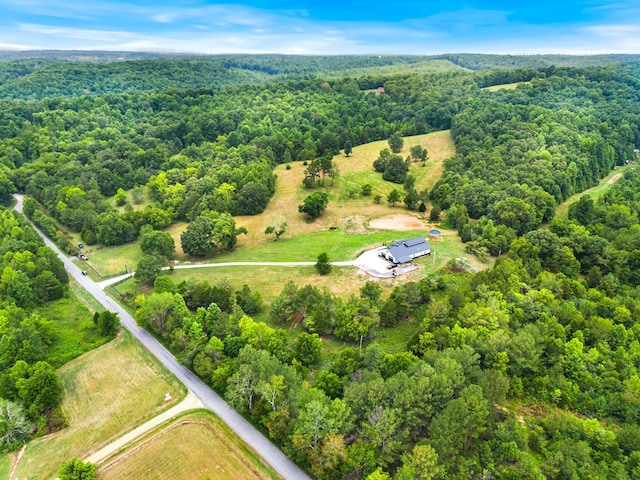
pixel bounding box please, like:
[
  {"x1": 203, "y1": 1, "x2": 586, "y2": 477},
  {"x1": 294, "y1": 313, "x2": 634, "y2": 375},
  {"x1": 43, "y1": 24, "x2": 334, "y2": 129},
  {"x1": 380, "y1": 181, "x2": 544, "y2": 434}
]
[
  {"x1": 369, "y1": 214, "x2": 426, "y2": 230},
  {"x1": 556, "y1": 164, "x2": 631, "y2": 217},
  {"x1": 483, "y1": 81, "x2": 531, "y2": 91},
  {"x1": 13, "y1": 332, "x2": 185, "y2": 480},
  {"x1": 98, "y1": 411, "x2": 280, "y2": 480},
  {"x1": 88, "y1": 131, "x2": 457, "y2": 276},
  {"x1": 112, "y1": 224, "x2": 488, "y2": 309}
]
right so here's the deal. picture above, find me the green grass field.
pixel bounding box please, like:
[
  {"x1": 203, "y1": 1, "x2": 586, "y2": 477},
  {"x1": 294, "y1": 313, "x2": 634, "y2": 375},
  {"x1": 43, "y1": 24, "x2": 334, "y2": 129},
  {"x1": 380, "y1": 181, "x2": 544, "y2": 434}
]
[
  {"x1": 483, "y1": 81, "x2": 531, "y2": 91},
  {"x1": 0, "y1": 455, "x2": 12, "y2": 480},
  {"x1": 98, "y1": 411, "x2": 280, "y2": 480},
  {"x1": 556, "y1": 165, "x2": 632, "y2": 218},
  {"x1": 13, "y1": 332, "x2": 185, "y2": 480},
  {"x1": 36, "y1": 291, "x2": 108, "y2": 368}
]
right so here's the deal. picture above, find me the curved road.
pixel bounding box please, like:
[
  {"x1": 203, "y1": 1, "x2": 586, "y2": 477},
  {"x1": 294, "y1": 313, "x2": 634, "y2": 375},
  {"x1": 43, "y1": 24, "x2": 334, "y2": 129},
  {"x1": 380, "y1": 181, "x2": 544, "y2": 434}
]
[{"x1": 14, "y1": 195, "x2": 310, "y2": 480}]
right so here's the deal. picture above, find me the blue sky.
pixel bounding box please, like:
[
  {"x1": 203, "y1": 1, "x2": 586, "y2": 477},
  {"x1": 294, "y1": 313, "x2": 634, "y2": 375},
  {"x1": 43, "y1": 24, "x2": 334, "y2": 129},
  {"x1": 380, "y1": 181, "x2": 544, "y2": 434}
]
[{"x1": 0, "y1": 0, "x2": 639, "y2": 54}]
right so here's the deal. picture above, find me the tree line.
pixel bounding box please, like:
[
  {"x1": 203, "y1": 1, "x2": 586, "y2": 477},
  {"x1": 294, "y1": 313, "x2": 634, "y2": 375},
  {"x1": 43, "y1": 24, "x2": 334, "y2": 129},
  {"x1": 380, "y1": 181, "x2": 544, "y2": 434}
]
[{"x1": 0, "y1": 208, "x2": 119, "y2": 453}]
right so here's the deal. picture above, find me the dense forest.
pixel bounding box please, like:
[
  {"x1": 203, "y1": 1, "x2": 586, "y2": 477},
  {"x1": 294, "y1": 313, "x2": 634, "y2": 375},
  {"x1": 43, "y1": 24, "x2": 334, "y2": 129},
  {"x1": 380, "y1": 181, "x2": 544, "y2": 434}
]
[{"x1": 2, "y1": 54, "x2": 640, "y2": 478}]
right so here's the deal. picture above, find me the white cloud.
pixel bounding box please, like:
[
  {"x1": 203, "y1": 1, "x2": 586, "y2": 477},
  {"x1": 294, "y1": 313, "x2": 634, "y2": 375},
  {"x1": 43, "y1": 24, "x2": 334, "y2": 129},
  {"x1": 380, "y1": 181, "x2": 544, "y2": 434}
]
[
  {"x1": 583, "y1": 24, "x2": 640, "y2": 36},
  {"x1": 0, "y1": 41, "x2": 36, "y2": 50},
  {"x1": 18, "y1": 23, "x2": 135, "y2": 42}
]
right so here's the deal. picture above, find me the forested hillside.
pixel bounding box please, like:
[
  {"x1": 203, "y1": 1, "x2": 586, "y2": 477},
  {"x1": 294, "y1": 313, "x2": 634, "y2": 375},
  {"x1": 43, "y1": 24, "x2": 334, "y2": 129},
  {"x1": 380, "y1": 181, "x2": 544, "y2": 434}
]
[
  {"x1": 2, "y1": 52, "x2": 639, "y2": 100},
  {"x1": 1, "y1": 71, "x2": 472, "y2": 252},
  {"x1": 2, "y1": 56, "x2": 640, "y2": 478},
  {"x1": 432, "y1": 65, "x2": 640, "y2": 258}
]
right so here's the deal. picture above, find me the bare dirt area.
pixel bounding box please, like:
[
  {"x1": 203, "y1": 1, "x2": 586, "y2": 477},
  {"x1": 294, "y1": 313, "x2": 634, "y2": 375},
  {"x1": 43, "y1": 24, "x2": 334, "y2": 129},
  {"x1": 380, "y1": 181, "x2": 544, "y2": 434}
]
[
  {"x1": 368, "y1": 214, "x2": 426, "y2": 231},
  {"x1": 607, "y1": 173, "x2": 623, "y2": 184}
]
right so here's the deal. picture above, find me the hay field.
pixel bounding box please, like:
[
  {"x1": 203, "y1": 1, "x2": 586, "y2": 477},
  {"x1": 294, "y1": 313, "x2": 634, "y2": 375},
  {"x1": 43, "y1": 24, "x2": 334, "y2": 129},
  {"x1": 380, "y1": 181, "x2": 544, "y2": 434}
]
[
  {"x1": 235, "y1": 130, "x2": 454, "y2": 250},
  {"x1": 13, "y1": 333, "x2": 184, "y2": 480},
  {"x1": 98, "y1": 411, "x2": 280, "y2": 480}
]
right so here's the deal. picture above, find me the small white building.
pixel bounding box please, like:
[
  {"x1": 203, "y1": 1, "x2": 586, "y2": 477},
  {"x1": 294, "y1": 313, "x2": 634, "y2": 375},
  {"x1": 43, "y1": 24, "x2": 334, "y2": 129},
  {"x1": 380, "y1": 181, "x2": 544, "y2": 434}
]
[{"x1": 380, "y1": 237, "x2": 431, "y2": 264}]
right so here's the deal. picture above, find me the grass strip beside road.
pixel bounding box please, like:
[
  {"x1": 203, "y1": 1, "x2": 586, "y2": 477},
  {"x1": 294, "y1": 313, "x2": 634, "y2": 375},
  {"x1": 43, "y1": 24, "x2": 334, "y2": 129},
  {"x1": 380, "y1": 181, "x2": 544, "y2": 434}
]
[{"x1": 0, "y1": 454, "x2": 12, "y2": 480}]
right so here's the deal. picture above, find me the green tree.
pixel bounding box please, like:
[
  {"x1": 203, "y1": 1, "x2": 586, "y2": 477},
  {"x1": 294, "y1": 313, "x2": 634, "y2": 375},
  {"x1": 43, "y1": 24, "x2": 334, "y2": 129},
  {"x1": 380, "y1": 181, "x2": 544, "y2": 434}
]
[
  {"x1": 410, "y1": 144, "x2": 428, "y2": 165},
  {"x1": 361, "y1": 184, "x2": 373, "y2": 196},
  {"x1": 360, "y1": 281, "x2": 382, "y2": 305},
  {"x1": 395, "y1": 444, "x2": 442, "y2": 480},
  {"x1": 294, "y1": 332, "x2": 323, "y2": 366},
  {"x1": 135, "y1": 291, "x2": 189, "y2": 337},
  {"x1": 181, "y1": 216, "x2": 216, "y2": 257},
  {"x1": 404, "y1": 188, "x2": 419, "y2": 210},
  {"x1": 383, "y1": 155, "x2": 409, "y2": 184},
  {"x1": 388, "y1": 132, "x2": 404, "y2": 153},
  {"x1": 316, "y1": 252, "x2": 332, "y2": 275},
  {"x1": 429, "y1": 385, "x2": 489, "y2": 460},
  {"x1": 22, "y1": 197, "x2": 39, "y2": 218},
  {"x1": 134, "y1": 254, "x2": 166, "y2": 285},
  {"x1": 264, "y1": 222, "x2": 287, "y2": 241},
  {"x1": 58, "y1": 457, "x2": 96, "y2": 480},
  {"x1": 140, "y1": 229, "x2": 175, "y2": 257},
  {"x1": 131, "y1": 185, "x2": 145, "y2": 205},
  {"x1": 491, "y1": 197, "x2": 538, "y2": 235},
  {"x1": 344, "y1": 140, "x2": 353, "y2": 157},
  {"x1": 299, "y1": 191, "x2": 329, "y2": 219},
  {"x1": 114, "y1": 188, "x2": 127, "y2": 206},
  {"x1": 96, "y1": 311, "x2": 120, "y2": 337},
  {"x1": 568, "y1": 195, "x2": 596, "y2": 226},
  {"x1": 0, "y1": 172, "x2": 17, "y2": 205},
  {"x1": 16, "y1": 361, "x2": 63, "y2": 417},
  {"x1": 180, "y1": 212, "x2": 239, "y2": 256},
  {"x1": 387, "y1": 189, "x2": 401, "y2": 207},
  {"x1": 233, "y1": 181, "x2": 270, "y2": 215}
]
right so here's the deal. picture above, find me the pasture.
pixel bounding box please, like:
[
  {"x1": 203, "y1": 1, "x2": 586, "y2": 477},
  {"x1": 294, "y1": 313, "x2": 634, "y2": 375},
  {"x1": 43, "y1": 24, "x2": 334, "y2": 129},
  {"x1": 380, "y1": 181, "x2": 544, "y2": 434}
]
[
  {"x1": 89, "y1": 130, "x2": 457, "y2": 276},
  {"x1": 13, "y1": 332, "x2": 184, "y2": 480},
  {"x1": 98, "y1": 411, "x2": 280, "y2": 480}
]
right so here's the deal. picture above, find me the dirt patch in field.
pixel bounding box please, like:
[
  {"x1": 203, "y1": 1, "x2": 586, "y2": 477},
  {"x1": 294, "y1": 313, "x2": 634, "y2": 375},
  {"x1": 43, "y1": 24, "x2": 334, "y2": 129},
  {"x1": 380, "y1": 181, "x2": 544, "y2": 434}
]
[
  {"x1": 369, "y1": 214, "x2": 426, "y2": 231},
  {"x1": 341, "y1": 215, "x2": 368, "y2": 234},
  {"x1": 607, "y1": 173, "x2": 623, "y2": 184}
]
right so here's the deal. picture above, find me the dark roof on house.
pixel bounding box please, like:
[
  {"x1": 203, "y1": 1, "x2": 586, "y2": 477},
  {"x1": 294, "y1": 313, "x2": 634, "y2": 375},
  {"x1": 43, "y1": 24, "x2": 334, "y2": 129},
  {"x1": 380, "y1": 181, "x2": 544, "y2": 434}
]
[{"x1": 388, "y1": 237, "x2": 430, "y2": 263}]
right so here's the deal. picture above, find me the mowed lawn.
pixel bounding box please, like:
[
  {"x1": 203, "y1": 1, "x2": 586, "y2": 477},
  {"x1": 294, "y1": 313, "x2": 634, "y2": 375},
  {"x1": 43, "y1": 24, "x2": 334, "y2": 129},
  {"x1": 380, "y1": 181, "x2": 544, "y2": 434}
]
[
  {"x1": 89, "y1": 130, "x2": 456, "y2": 276},
  {"x1": 99, "y1": 411, "x2": 280, "y2": 480},
  {"x1": 14, "y1": 333, "x2": 185, "y2": 480}
]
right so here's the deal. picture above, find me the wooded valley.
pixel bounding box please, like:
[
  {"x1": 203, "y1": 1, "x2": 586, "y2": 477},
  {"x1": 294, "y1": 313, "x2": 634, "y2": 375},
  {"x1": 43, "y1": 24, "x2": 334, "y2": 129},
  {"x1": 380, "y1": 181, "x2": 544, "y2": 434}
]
[{"x1": 2, "y1": 54, "x2": 640, "y2": 479}]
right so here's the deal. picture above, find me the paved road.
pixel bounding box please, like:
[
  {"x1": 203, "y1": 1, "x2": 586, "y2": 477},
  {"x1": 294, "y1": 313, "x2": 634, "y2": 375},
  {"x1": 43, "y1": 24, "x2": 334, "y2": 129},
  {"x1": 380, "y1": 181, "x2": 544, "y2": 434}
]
[{"x1": 13, "y1": 195, "x2": 310, "y2": 480}]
